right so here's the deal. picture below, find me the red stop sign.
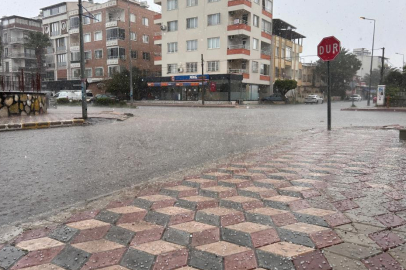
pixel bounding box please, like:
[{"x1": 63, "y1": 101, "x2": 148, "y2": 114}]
[{"x1": 317, "y1": 36, "x2": 341, "y2": 61}]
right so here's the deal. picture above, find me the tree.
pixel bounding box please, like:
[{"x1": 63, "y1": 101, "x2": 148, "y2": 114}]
[
  {"x1": 315, "y1": 48, "x2": 362, "y2": 99},
  {"x1": 106, "y1": 67, "x2": 146, "y2": 99},
  {"x1": 383, "y1": 68, "x2": 406, "y2": 99},
  {"x1": 274, "y1": 79, "x2": 297, "y2": 99},
  {"x1": 24, "y1": 32, "x2": 51, "y2": 79},
  {"x1": 363, "y1": 68, "x2": 382, "y2": 87}
]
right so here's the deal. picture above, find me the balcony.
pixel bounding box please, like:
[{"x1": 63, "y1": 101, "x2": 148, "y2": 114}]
[
  {"x1": 106, "y1": 39, "x2": 119, "y2": 47},
  {"x1": 50, "y1": 31, "x2": 61, "y2": 37},
  {"x1": 70, "y1": 63, "x2": 80, "y2": 68},
  {"x1": 260, "y1": 75, "x2": 270, "y2": 81},
  {"x1": 154, "y1": 0, "x2": 161, "y2": 5},
  {"x1": 57, "y1": 62, "x2": 67, "y2": 68},
  {"x1": 261, "y1": 30, "x2": 272, "y2": 40},
  {"x1": 70, "y1": 43, "x2": 80, "y2": 51},
  {"x1": 229, "y1": 69, "x2": 249, "y2": 79},
  {"x1": 228, "y1": 0, "x2": 252, "y2": 8},
  {"x1": 227, "y1": 44, "x2": 250, "y2": 56},
  {"x1": 227, "y1": 21, "x2": 251, "y2": 32},
  {"x1": 69, "y1": 28, "x2": 79, "y2": 35},
  {"x1": 262, "y1": 7, "x2": 272, "y2": 18},
  {"x1": 105, "y1": 21, "x2": 118, "y2": 28},
  {"x1": 261, "y1": 50, "x2": 271, "y2": 60},
  {"x1": 56, "y1": 46, "x2": 67, "y2": 52},
  {"x1": 46, "y1": 63, "x2": 56, "y2": 69},
  {"x1": 153, "y1": 33, "x2": 162, "y2": 45},
  {"x1": 154, "y1": 54, "x2": 162, "y2": 65},
  {"x1": 154, "y1": 14, "x2": 162, "y2": 20},
  {"x1": 8, "y1": 53, "x2": 36, "y2": 59},
  {"x1": 9, "y1": 37, "x2": 25, "y2": 44}
]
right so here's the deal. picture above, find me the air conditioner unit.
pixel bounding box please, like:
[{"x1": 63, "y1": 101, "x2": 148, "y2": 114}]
[
  {"x1": 178, "y1": 68, "x2": 184, "y2": 73},
  {"x1": 160, "y1": 25, "x2": 167, "y2": 31},
  {"x1": 140, "y1": 1, "x2": 149, "y2": 7}
]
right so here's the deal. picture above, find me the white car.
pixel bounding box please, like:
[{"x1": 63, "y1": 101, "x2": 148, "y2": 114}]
[
  {"x1": 349, "y1": 94, "x2": 362, "y2": 101},
  {"x1": 304, "y1": 95, "x2": 324, "y2": 104},
  {"x1": 56, "y1": 91, "x2": 81, "y2": 101}
]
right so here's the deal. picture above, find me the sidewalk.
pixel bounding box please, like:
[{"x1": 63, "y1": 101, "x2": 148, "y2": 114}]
[
  {"x1": 0, "y1": 128, "x2": 405, "y2": 270},
  {"x1": 0, "y1": 107, "x2": 132, "y2": 131},
  {"x1": 341, "y1": 106, "x2": 406, "y2": 112}
]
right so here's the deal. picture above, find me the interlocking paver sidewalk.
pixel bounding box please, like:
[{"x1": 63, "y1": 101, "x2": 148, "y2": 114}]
[{"x1": 1, "y1": 128, "x2": 406, "y2": 269}]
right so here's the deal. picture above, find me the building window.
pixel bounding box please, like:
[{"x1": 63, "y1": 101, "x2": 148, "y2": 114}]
[
  {"x1": 186, "y1": 62, "x2": 197, "y2": 72},
  {"x1": 130, "y1": 32, "x2": 137, "y2": 41},
  {"x1": 252, "y1": 61, "x2": 258, "y2": 73},
  {"x1": 207, "y1": 13, "x2": 220, "y2": 26},
  {"x1": 71, "y1": 52, "x2": 80, "y2": 62},
  {"x1": 130, "y1": 14, "x2": 136, "y2": 23},
  {"x1": 57, "y1": 54, "x2": 66, "y2": 67},
  {"x1": 106, "y1": 28, "x2": 125, "y2": 40},
  {"x1": 83, "y1": 16, "x2": 91, "y2": 25},
  {"x1": 50, "y1": 22, "x2": 60, "y2": 36},
  {"x1": 186, "y1": 17, "x2": 198, "y2": 29},
  {"x1": 207, "y1": 37, "x2": 220, "y2": 49},
  {"x1": 94, "y1": 13, "x2": 102, "y2": 22},
  {"x1": 253, "y1": 15, "x2": 259, "y2": 27},
  {"x1": 108, "y1": 66, "x2": 120, "y2": 77},
  {"x1": 56, "y1": 38, "x2": 66, "y2": 50},
  {"x1": 167, "y1": 64, "x2": 177, "y2": 74},
  {"x1": 94, "y1": 31, "x2": 102, "y2": 41},
  {"x1": 253, "y1": 38, "x2": 259, "y2": 50},
  {"x1": 254, "y1": 0, "x2": 259, "y2": 4},
  {"x1": 72, "y1": 69, "x2": 80, "y2": 79},
  {"x1": 167, "y1": 20, "x2": 178, "y2": 31},
  {"x1": 186, "y1": 40, "x2": 198, "y2": 51},
  {"x1": 107, "y1": 47, "x2": 126, "y2": 59},
  {"x1": 167, "y1": 0, "x2": 178, "y2": 10},
  {"x1": 131, "y1": 50, "x2": 138, "y2": 59},
  {"x1": 187, "y1": 0, "x2": 198, "y2": 6},
  {"x1": 85, "y1": 68, "x2": 92, "y2": 77},
  {"x1": 95, "y1": 49, "x2": 103, "y2": 59},
  {"x1": 70, "y1": 17, "x2": 79, "y2": 29},
  {"x1": 208, "y1": 0, "x2": 220, "y2": 2},
  {"x1": 275, "y1": 46, "x2": 279, "y2": 57},
  {"x1": 167, "y1": 42, "x2": 178, "y2": 53},
  {"x1": 142, "y1": 52, "x2": 150, "y2": 60},
  {"x1": 261, "y1": 19, "x2": 272, "y2": 34},
  {"x1": 84, "y1": 33, "x2": 91, "y2": 43},
  {"x1": 142, "y1": 17, "x2": 149, "y2": 26},
  {"x1": 207, "y1": 61, "x2": 219, "y2": 71},
  {"x1": 95, "y1": 67, "x2": 103, "y2": 77},
  {"x1": 142, "y1": 35, "x2": 149, "y2": 43},
  {"x1": 286, "y1": 47, "x2": 292, "y2": 61},
  {"x1": 84, "y1": 51, "x2": 92, "y2": 60},
  {"x1": 263, "y1": 0, "x2": 272, "y2": 12},
  {"x1": 260, "y1": 63, "x2": 270, "y2": 75}
]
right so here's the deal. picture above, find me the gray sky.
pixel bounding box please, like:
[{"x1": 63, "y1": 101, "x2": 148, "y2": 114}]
[{"x1": 4, "y1": 0, "x2": 406, "y2": 69}]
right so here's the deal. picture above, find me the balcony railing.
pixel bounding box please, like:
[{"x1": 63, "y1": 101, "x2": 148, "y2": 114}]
[
  {"x1": 229, "y1": 69, "x2": 248, "y2": 74},
  {"x1": 50, "y1": 31, "x2": 61, "y2": 37},
  {"x1": 228, "y1": 0, "x2": 252, "y2": 7},
  {"x1": 70, "y1": 43, "x2": 79, "y2": 47},
  {"x1": 7, "y1": 53, "x2": 36, "y2": 58},
  {"x1": 107, "y1": 55, "x2": 126, "y2": 60},
  {"x1": 261, "y1": 50, "x2": 271, "y2": 56},
  {"x1": 57, "y1": 62, "x2": 67, "y2": 67},
  {"x1": 46, "y1": 63, "x2": 56, "y2": 68},
  {"x1": 8, "y1": 37, "x2": 25, "y2": 44},
  {"x1": 56, "y1": 46, "x2": 66, "y2": 52},
  {"x1": 228, "y1": 19, "x2": 249, "y2": 26},
  {"x1": 228, "y1": 44, "x2": 250, "y2": 50}
]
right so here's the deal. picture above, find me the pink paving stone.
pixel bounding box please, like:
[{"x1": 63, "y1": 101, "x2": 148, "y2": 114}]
[
  {"x1": 309, "y1": 229, "x2": 343, "y2": 249},
  {"x1": 218, "y1": 178, "x2": 253, "y2": 189},
  {"x1": 12, "y1": 226, "x2": 57, "y2": 245},
  {"x1": 363, "y1": 252, "x2": 404, "y2": 270},
  {"x1": 107, "y1": 206, "x2": 148, "y2": 224},
  {"x1": 248, "y1": 167, "x2": 279, "y2": 174},
  {"x1": 385, "y1": 191, "x2": 406, "y2": 200},
  {"x1": 106, "y1": 199, "x2": 134, "y2": 209},
  {"x1": 260, "y1": 162, "x2": 288, "y2": 168},
  {"x1": 71, "y1": 225, "x2": 111, "y2": 244},
  {"x1": 254, "y1": 179, "x2": 291, "y2": 189},
  {"x1": 165, "y1": 221, "x2": 220, "y2": 247},
  {"x1": 161, "y1": 185, "x2": 199, "y2": 198},
  {"x1": 295, "y1": 208, "x2": 351, "y2": 228},
  {"x1": 200, "y1": 186, "x2": 238, "y2": 199},
  {"x1": 233, "y1": 172, "x2": 267, "y2": 181},
  {"x1": 184, "y1": 175, "x2": 202, "y2": 180},
  {"x1": 176, "y1": 195, "x2": 219, "y2": 210},
  {"x1": 278, "y1": 186, "x2": 321, "y2": 199},
  {"x1": 341, "y1": 190, "x2": 366, "y2": 199},
  {"x1": 66, "y1": 210, "x2": 100, "y2": 223},
  {"x1": 290, "y1": 179, "x2": 328, "y2": 189},
  {"x1": 145, "y1": 206, "x2": 195, "y2": 226},
  {"x1": 196, "y1": 207, "x2": 245, "y2": 227},
  {"x1": 10, "y1": 246, "x2": 64, "y2": 270},
  {"x1": 293, "y1": 250, "x2": 332, "y2": 270},
  {"x1": 323, "y1": 212, "x2": 352, "y2": 227},
  {"x1": 230, "y1": 162, "x2": 257, "y2": 168},
  {"x1": 202, "y1": 172, "x2": 233, "y2": 181},
  {"x1": 161, "y1": 180, "x2": 184, "y2": 188},
  {"x1": 382, "y1": 201, "x2": 406, "y2": 212},
  {"x1": 246, "y1": 207, "x2": 297, "y2": 227},
  {"x1": 238, "y1": 186, "x2": 278, "y2": 199},
  {"x1": 222, "y1": 222, "x2": 280, "y2": 248},
  {"x1": 81, "y1": 247, "x2": 127, "y2": 270},
  {"x1": 119, "y1": 221, "x2": 164, "y2": 245},
  {"x1": 182, "y1": 178, "x2": 218, "y2": 189},
  {"x1": 133, "y1": 194, "x2": 177, "y2": 210},
  {"x1": 264, "y1": 195, "x2": 311, "y2": 211},
  {"x1": 332, "y1": 199, "x2": 360, "y2": 211},
  {"x1": 267, "y1": 172, "x2": 301, "y2": 181},
  {"x1": 375, "y1": 213, "x2": 406, "y2": 228},
  {"x1": 369, "y1": 230, "x2": 405, "y2": 251},
  {"x1": 217, "y1": 167, "x2": 247, "y2": 174}
]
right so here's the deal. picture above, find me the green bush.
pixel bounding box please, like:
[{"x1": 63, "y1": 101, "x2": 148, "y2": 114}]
[
  {"x1": 94, "y1": 97, "x2": 116, "y2": 106},
  {"x1": 57, "y1": 98, "x2": 69, "y2": 104}
]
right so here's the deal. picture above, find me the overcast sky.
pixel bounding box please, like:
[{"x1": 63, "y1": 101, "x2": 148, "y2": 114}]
[{"x1": 4, "y1": 0, "x2": 406, "y2": 69}]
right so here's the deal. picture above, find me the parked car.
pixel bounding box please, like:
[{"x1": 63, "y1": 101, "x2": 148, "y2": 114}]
[
  {"x1": 73, "y1": 91, "x2": 95, "y2": 103},
  {"x1": 304, "y1": 95, "x2": 324, "y2": 104},
  {"x1": 56, "y1": 91, "x2": 80, "y2": 101},
  {"x1": 349, "y1": 94, "x2": 362, "y2": 101},
  {"x1": 261, "y1": 93, "x2": 284, "y2": 102}
]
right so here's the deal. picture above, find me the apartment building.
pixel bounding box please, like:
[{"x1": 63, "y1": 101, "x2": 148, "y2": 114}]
[
  {"x1": 149, "y1": 0, "x2": 274, "y2": 101},
  {"x1": 353, "y1": 48, "x2": 388, "y2": 79},
  {"x1": 297, "y1": 62, "x2": 322, "y2": 96},
  {"x1": 272, "y1": 19, "x2": 304, "y2": 85},
  {"x1": 0, "y1": 16, "x2": 42, "y2": 91},
  {"x1": 41, "y1": 0, "x2": 160, "y2": 89}
]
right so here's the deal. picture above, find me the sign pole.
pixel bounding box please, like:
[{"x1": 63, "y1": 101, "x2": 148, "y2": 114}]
[
  {"x1": 327, "y1": 61, "x2": 331, "y2": 131},
  {"x1": 201, "y1": 54, "x2": 205, "y2": 105},
  {"x1": 78, "y1": 0, "x2": 87, "y2": 119}
]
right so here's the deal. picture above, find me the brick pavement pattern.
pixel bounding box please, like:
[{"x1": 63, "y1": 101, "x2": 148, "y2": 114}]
[{"x1": 1, "y1": 129, "x2": 406, "y2": 269}]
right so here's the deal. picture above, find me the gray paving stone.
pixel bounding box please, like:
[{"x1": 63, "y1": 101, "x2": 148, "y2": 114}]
[
  {"x1": 0, "y1": 246, "x2": 26, "y2": 269},
  {"x1": 334, "y1": 230, "x2": 381, "y2": 249},
  {"x1": 163, "y1": 228, "x2": 190, "y2": 246},
  {"x1": 388, "y1": 244, "x2": 406, "y2": 268},
  {"x1": 189, "y1": 248, "x2": 222, "y2": 270},
  {"x1": 95, "y1": 210, "x2": 121, "y2": 224},
  {"x1": 120, "y1": 248, "x2": 155, "y2": 270},
  {"x1": 50, "y1": 225, "x2": 79, "y2": 243},
  {"x1": 52, "y1": 245, "x2": 90, "y2": 270},
  {"x1": 324, "y1": 242, "x2": 382, "y2": 260},
  {"x1": 324, "y1": 251, "x2": 368, "y2": 270},
  {"x1": 104, "y1": 225, "x2": 135, "y2": 246}
]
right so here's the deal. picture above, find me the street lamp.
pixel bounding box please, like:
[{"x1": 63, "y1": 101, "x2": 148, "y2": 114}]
[
  {"x1": 396, "y1": 53, "x2": 405, "y2": 71},
  {"x1": 360, "y1": 17, "x2": 376, "y2": 106}
]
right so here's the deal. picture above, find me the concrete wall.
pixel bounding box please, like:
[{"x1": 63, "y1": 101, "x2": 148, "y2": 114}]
[{"x1": 0, "y1": 92, "x2": 47, "y2": 117}]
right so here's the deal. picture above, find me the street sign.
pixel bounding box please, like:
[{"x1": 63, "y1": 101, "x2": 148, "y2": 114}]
[
  {"x1": 317, "y1": 36, "x2": 341, "y2": 131},
  {"x1": 317, "y1": 36, "x2": 341, "y2": 62}
]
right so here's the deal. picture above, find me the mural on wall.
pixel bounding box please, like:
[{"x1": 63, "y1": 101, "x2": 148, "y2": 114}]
[{"x1": 0, "y1": 92, "x2": 47, "y2": 117}]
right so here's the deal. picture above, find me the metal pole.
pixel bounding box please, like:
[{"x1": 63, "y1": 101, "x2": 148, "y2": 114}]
[
  {"x1": 78, "y1": 0, "x2": 87, "y2": 119},
  {"x1": 380, "y1": 47, "x2": 385, "y2": 85},
  {"x1": 201, "y1": 54, "x2": 204, "y2": 105},
  {"x1": 128, "y1": 2, "x2": 133, "y2": 106},
  {"x1": 327, "y1": 61, "x2": 331, "y2": 131},
  {"x1": 367, "y1": 20, "x2": 375, "y2": 106}
]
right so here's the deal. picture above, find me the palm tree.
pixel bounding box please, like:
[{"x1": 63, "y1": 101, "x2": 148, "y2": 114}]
[{"x1": 24, "y1": 32, "x2": 51, "y2": 90}]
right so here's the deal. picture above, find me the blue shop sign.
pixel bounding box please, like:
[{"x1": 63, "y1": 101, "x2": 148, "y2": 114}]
[{"x1": 173, "y1": 75, "x2": 209, "y2": 81}]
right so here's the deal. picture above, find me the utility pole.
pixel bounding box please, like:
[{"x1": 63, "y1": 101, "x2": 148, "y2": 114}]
[
  {"x1": 380, "y1": 47, "x2": 385, "y2": 85},
  {"x1": 78, "y1": 0, "x2": 87, "y2": 119},
  {"x1": 201, "y1": 54, "x2": 205, "y2": 105},
  {"x1": 128, "y1": 2, "x2": 133, "y2": 106}
]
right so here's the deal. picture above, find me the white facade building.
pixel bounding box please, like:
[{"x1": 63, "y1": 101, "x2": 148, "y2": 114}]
[{"x1": 353, "y1": 48, "x2": 388, "y2": 79}]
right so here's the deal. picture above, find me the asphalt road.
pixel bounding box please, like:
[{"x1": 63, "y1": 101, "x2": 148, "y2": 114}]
[{"x1": 1, "y1": 101, "x2": 405, "y2": 226}]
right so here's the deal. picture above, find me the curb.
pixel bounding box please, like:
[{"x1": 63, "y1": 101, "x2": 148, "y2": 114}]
[
  {"x1": 133, "y1": 103, "x2": 237, "y2": 108},
  {"x1": 0, "y1": 119, "x2": 85, "y2": 132},
  {"x1": 341, "y1": 108, "x2": 406, "y2": 112}
]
